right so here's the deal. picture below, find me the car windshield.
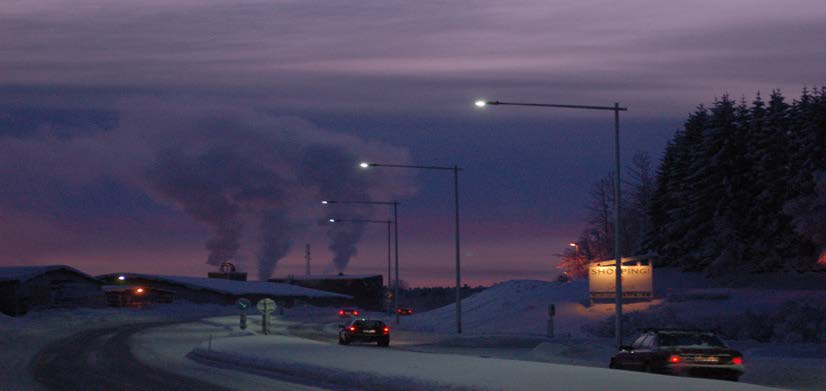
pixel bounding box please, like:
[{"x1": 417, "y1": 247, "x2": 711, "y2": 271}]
[{"x1": 658, "y1": 333, "x2": 727, "y2": 348}]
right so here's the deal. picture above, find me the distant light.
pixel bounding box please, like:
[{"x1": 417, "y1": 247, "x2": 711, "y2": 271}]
[
  {"x1": 136, "y1": 288, "x2": 144, "y2": 294},
  {"x1": 329, "y1": 219, "x2": 336, "y2": 222},
  {"x1": 475, "y1": 100, "x2": 487, "y2": 107},
  {"x1": 569, "y1": 243, "x2": 577, "y2": 247},
  {"x1": 321, "y1": 200, "x2": 328, "y2": 204},
  {"x1": 359, "y1": 162, "x2": 369, "y2": 169},
  {"x1": 118, "y1": 275, "x2": 126, "y2": 281}
]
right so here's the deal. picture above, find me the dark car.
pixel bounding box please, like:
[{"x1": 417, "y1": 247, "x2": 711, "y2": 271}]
[
  {"x1": 396, "y1": 308, "x2": 414, "y2": 316},
  {"x1": 338, "y1": 308, "x2": 360, "y2": 318},
  {"x1": 338, "y1": 318, "x2": 390, "y2": 347},
  {"x1": 610, "y1": 329, "x2": 744, "y2": 381}
]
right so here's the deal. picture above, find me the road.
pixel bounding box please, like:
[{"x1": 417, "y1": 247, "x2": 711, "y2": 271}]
[
  {"x1": 30, "y1": 320, "x2": 325, "y2": 391},
  {"x1": 31, "y1": 321, "x2": 230, "y2": 391},
  {"x1": 28, "y1": 315, "x2": 785, "y2": 391}
]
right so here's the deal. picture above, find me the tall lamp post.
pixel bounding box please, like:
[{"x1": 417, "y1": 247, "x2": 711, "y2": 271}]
[
  {"x1": 323, "y1": 200, "x2": 401, "y2": 323},
  {"x1": 569, "y1": 242, "x2": 580, "y2": 260},
  {"x1": 476, "y1": 99, "x2": 627, "y2": 347},
  {"x1": 360, "y1": 162, "x2": 464, "y2": 334}
]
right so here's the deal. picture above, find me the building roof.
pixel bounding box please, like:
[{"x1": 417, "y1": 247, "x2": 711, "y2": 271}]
[
  {"x1": 270, "y1": 274, "x2": 382, "y2": 281},
  {"x1": 0, "y1": 265, "x2": 101, "y2": 284},
  {"x1": 96, "y1": 273, "x2": 352, "y2": 299}
]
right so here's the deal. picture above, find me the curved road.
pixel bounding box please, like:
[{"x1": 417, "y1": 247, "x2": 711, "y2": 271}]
[{"x1": 31, "y1": 321, "x2": 230, "y2": 391}]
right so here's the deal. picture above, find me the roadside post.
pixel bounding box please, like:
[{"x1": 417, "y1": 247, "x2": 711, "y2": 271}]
[
  {"x1": 547, "y1": 304, "x2": 555, "y2": 338},
  {"x1": 256, "y1": 298, "x2": 277, "y2": 335},
  {"x1": 237, "y1": 298, "x2": 251, "y2": 330}
]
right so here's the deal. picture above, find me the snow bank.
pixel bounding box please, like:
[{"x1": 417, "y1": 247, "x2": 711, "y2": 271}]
[
  {"x1": 399, "y1": 270, "x2": 826, "y2": 341},
  {"x1": 397, "y1": 279, "x2": 655, "y2": 337}
]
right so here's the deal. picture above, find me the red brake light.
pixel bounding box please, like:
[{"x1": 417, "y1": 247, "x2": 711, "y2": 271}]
[
  {"x1": 135, "y1": 288, "x2": 144, "y2": 294},
  {"x1": 339, "y1": 310, "x2": 344, "y2": 315},
  {"x1": 732, "y1": 356, "x2": 743, "y2": 365},
  {"x1": 349, "y1": 326, "x2": 356, "y2": 332},
  {"x1": 353, "y1": 311, "x2": 358, "y2": 315},
  {"x1": 668, "y1": 355, "x2": 681, "y2": 364},
  {"x1": 383, "y1": 327, "x2": 390, "y2": 334}
]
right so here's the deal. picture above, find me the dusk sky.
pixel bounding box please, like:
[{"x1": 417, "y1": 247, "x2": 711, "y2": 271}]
[{"x1": 2, "y1": 0, "x2": 825, "y2": 286}]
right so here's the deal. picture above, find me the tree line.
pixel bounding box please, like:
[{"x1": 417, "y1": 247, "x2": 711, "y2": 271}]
[{"x1": 558, "y1": 88, "x2": 826, "y2": 279}]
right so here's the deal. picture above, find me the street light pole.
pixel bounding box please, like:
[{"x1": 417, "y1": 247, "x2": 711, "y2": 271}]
[
  {"x1": 476, "y1": 99, "x2": 627, "y2": 347},
  {"x1": 322, "y1": 200, "x2": 401, "y2": 322},
  {"x1": 612, "y1": 102, "x2": 623, "y2": 346},
  {"x1": 360, "y1": 162, "x2": 464, "y2": 334},
  {"x1": 327, "y1": 218, "x2": 393, "y2": 313},
  {"x1": 569, "y1": 242, "x2": 579, "y2": 260},
  {"x1": 393, "y1": 201, "x2": 400, "y2": 324}
]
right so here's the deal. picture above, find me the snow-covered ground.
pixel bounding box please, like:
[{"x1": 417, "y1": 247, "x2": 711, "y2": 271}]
[
  {"x1": 376, "y1": 270, "x2": 826, "y2": 391},
  {"x1": 4, "y1": 269, "x2": 825, "y2": 390},
  {"x1": 189, "y1": 331, "x2": 779, "y2": 391}
]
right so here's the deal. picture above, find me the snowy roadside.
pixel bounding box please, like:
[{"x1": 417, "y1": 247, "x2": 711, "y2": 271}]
[
  {"x1": 130, "y1": 316, "x2": 327, "y2": 390},
  {"x1": 187, "y1": 332, "x2": 784, "y2": 391}
]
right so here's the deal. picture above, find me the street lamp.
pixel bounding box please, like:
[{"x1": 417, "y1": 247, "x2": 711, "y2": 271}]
[
  {"x1": 360, "y1": 161, "x2": 464, "y2": 334},
  {"x1": 323, "y1": 199, "x2": 401, "y2": 323},
  {"x1": 476, "y1": 99, "x2": 628, "y2": 347},
  {"x1": 569, "y1": 242, "x2": 579, "y2": 259},
  {"x1": 328, "y1": 217, "x2": 393, "y2": 313}
]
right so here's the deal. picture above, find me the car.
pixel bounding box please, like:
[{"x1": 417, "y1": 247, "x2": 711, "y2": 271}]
[
  {"x1": 609, "y1": 329, "x2": 744, "y2": 381},
  {"x1": 338, "y1": 308, "x2": 360, "y2": 317},
  {"x1": 338, "y1": 318, "x2": 390, "y2": 347},
  {"x1": 396, "y1": 308, "x2": 414, "y2": 316}
]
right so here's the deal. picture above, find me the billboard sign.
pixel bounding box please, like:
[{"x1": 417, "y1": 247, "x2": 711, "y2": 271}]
[{"x1": 588, "y1": 258, "x2": 652, "y2": 300}]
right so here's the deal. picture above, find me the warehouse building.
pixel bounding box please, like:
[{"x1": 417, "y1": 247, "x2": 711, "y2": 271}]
[
  {"x1": 0, "y1": 265, "x2": 104, "y2": 316},
  {"x1": 269, "y1": 274, "x2": 383, "y2": 310},
  {"x1": 97, "y1": 273, "x2": 352, "y2": 307}
]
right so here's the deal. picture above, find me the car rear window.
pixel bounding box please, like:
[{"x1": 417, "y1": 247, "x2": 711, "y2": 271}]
[
  {"x1": 658, "y1": 333, "x2": 727, "y2": 348},
  {"x1": 363, "y1": 321, "x2": 384, "y2": 328}
]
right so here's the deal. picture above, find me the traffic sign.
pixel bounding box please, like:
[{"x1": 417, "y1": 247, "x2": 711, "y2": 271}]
[
  {"x1": 238, "y1": 298, "x2": 251, "y2": 310},
  {"x1": 256, "y1": 298, "x2": 277, "y2": 314}
]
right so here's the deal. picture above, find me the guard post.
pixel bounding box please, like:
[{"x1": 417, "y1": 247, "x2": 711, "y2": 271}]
[
  {"x1": 256, "y1": 298, "x2": 277, "y2": 335},
  {"x1": 237, "y1": 298, "x2": 250, "y2": 330}
]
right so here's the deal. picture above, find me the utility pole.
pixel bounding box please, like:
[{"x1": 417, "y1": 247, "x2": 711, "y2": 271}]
[{"x1": 305, "y1": 244, "x2": 311, "y2": 275}]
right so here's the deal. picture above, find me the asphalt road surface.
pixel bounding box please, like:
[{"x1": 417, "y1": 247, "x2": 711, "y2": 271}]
[{"x1": 31, "y1": 321, "x2": 230, "y2": 391}]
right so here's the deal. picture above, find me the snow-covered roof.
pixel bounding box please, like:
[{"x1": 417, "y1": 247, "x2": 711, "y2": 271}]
[
  {"x1": 270, "y1": 274, "x2": 381, "y2": 281},
  {"x1": 0, "y1": 265, "x2": 100, "y2": 283},
  {"x1": 96, "y1": 273, "x2": 351, "y2": 299}
]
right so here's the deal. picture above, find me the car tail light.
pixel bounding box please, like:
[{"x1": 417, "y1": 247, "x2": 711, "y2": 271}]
[
  {"x1": 732, "y1": 356, "x2": 743, "y2": 365},
  {"x1": 383, "y1": 327, "x2": 389, "y2": 334},
  {"x1": 349, "y1": 326, "x2": 356, "y2": 332},
  {"x1": 135, "y1": 288, "x2": 145, "y2": 294},
  {"x1": 668, "y1": 355, "x2": 681, "y2": 364},
  {"x1": 339, "y1": 310, "x2": 344, "y2": 315},
  {"x1": 353, "y1": 311, "x2": 359, "y2": 316},
  {"x1": 397, "y1": 309, "x2": 402, "y2": 313}
]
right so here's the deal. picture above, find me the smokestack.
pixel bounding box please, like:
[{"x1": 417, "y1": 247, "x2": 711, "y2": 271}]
[{"x1": 257, "y1": 210, "x2": 293, "y2": 280}]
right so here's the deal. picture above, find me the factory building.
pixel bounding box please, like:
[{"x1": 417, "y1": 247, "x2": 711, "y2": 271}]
[
  {"x1": 269, "y1": 274, "x2": 383, "y2": 310},
  {"x1": 97, "y1": 273, "x2": 352, "y2": 307},
  {"x1": 0, "y1": 265, "x2": 104, "y2": 316}
]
